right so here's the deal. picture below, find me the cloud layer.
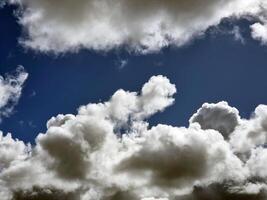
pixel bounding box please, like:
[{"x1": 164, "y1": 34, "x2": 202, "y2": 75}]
[
  {"x1": 0, "y1": 66, "x2": 28, "y2": 121},
  {"x1": 0, "y1": 75, "x2": 267, "y2": 199},
  {"x1": 3, "y1": 0, "x2": 267, "y2": 53}
]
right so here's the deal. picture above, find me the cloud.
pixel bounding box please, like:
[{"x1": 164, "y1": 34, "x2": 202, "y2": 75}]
[
  {"x1": 230, "y1": 105, "x2": 267, "y2": 155},
  {"x1": 0, "y1": 66, "x2": 28, "y2": 121},
  {"x1": 116, "y1": 124, "x2": 245, "y2": 187},
  {"x1": 12, "y1": 186, "x2": 79, "y2": 200},
  {"x1": 231, "y1": 26, "x2": 245, "y2": 44},
  {"x1": 116, "y1": 59, "x2": 128, "y2": 70},
  {"x1": 1, "y1": 75, "x2": 267, "y2": 199},
  {"x1": 176, "y1": 183, "x2": 267, "y2": 200},
  {"x1": 250, "y1": 2, "x2": 267, "y2": 44},
  {"x1": 246, "y1": 147, "x2": 267, "y2": 179},
  {"x1": 3, "y1": 0, "x2": 266, "y2": 53},
  {"x1": 251, "y1": 22, "x2": 267, "y2": 44},
  {"x1": 0, "y1": 132, "x2": 30, "y2": 171},
  {"x1": 190, "y1": 102, "x2": 240, "y2": 140}
]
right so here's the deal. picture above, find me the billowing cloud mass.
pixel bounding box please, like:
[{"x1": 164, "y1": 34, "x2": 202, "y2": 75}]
[
  {"x1": 190, "y1": 101, "x2": 240, "y2": 140},
  {"x1": 2, "y1": 0, "x2": 267, "y2": 53},
  {"x1": 1, "y1": 75, "x2": 267, "y2": 199},
  {"x1": 0, "y1": 66, "x2": 28, "y2": 121}
]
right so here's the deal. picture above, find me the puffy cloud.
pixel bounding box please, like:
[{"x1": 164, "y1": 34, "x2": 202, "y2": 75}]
[
  {"x1": 0, "y1": 132, "x2": 29, "y2": 171},
  {"x1": 78, "y1": 75, "x2": 176, "y2": 123},
  {"x1": 190, "y1": 102, "x2": 240, "y2": 140},
  {"x1": 251, "y1": 22, "x2": 267, "y2": 44},
  {"x1": 3, "y1": 0, "x2": 265, "y2": 53},
  {"x1": 246, "y1": 147, "x2": 267, "y2": 179},
  {"x1": 37, "y1": 115, "x2": 114, "y2": 180},
  {"x1": 250, "y1": 2, "x2": 267, "y2": 44},
  {"x1": 1, "y1": 75, "x2": 267, "y2": 199},
  {"x1": 0, "y1": 66, "x2": 28, "y2": 121},
  {"x1": 230, "y1": 105, "x2": 267, "y2": 154},
  {"x1": 116, "y1": 124, "x2": 246, "y2": 188}
]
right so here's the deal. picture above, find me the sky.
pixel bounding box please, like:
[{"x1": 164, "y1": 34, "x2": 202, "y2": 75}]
[
  {"x1": 1, "y1": 1, "x2": 267, "y2": 200},
  {"x1": 1, "y1": 5, "x2": 267, "y2": 143}
]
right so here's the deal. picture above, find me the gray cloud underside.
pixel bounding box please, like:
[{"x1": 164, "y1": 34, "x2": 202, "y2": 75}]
[{"x1": 0, "y1": 75, "x2": 267, "y2": 199}]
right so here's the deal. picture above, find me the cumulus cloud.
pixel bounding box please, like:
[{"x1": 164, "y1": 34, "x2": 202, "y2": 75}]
[
  {"x1": 1, "y1": 75, "x2": 267, "y2": 199},
  {"x1": 0, "y1": 133, "x2": 30, "y2": 171},
  {"x1": 2, "y1": 0, "x2": 265, "y2": 53},
  {"x1": 190, "y1": 102, "x2": 240, "y2": 140},
  {"x1": 251, "y1": 22, "x2": 267, "y2": 44},
  {"x1": 230, "y1": 105, "x2": 267, "y2": 155},
  {"x1": 116, "y1": 124, "x2": 245, "y2": 188},
  {"x1": 250, "y1": 2, "x2": 267, "y2": 44},
  {"x1": 0, "y1": 66, "x2": 28, "y2": 121}
]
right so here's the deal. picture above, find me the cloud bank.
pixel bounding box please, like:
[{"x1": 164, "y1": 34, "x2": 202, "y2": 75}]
[
  {"x1": 3, "y1": 0, "x2": 267, "y2": 53},
  {"x1": 0, "y1": 66, "x2": 28, "y2": 121},
  {"x1": 0, "y1": 75, "x2": 267, "y2": 199}
]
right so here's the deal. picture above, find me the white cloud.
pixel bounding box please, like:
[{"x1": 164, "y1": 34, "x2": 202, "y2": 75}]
[
  {"x1": 246, "y1": 147, "x2": 267, "y2": 179},
  {"x1": 250, "y1": 1, "x2": 267, "y2": 44},
  {"x1": 190, "y1": 101, "x2": 240, "y2": 140},
  {"x1": 3, "y1": 0, "x2": 265, "y2": 53},
  {"x1": 230, "y1": 104, "x2": 267, "y2": 155},
  {"x1": 251, "y1": 22, "x2": 267, "y2": 44},
  {"x1": 116, "y1": 124, "x2": 246, "y2": 189},
  {"x1": 1, "y1": 75, "x2": 267, "y2": 199},
  {"x1": 0, "y1": 132, "x2": 30, "y2": 171},
  {"x1": 0, "y1": 66, "x2": 28, "y2": 121}
]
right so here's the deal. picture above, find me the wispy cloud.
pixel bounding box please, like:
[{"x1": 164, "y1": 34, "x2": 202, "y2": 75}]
[
  {"x1": 0, "y1": 66, "x2": 28, "y2": 122},
  {"x1": 116, "y1": 59, "x2": 128, "y2": 70}
]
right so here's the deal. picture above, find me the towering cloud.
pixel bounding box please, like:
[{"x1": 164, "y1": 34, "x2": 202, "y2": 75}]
[
  {"x1": 0, "y1": 75, "x2": 267, "y2": 199},
  {"x1": 0, "y1": 66, "x2": 28, "y2": 121},
  {"x1": 2, "y1": 0, "x2": 266, "y2": 53}
]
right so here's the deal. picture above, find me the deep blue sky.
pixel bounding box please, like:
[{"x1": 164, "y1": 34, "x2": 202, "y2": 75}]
[{"x1": 1, "y1": 5, "x2": 267, "y2": 143}]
